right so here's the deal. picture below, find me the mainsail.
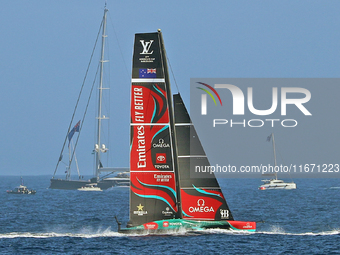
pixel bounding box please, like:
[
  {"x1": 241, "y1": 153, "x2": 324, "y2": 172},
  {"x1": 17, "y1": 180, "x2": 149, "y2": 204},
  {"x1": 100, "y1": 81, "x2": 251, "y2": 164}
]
[
  {"x1": 129, "y1": 31, "x2": 180, "y2": 227},
  {"x1": 174, "y1": 94, "x2": 234, "y2": 221}
]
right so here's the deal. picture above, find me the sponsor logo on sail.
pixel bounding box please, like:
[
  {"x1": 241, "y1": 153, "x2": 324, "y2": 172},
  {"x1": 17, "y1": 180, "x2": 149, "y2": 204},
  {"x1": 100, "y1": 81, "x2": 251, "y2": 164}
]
[
  {"x1": 154, "y1": 174, "x2": 172, "y2": 182},
  {"x1": 220, "y1": 209, "x2": 229, "y2": 219},
  {"x1": 133, "y1": 87, "x2": 144, "y2": 120},
  {"x1": 140, "y1": 40, "x2": 154, "y2": 54},
  {"x1": 188, "y1": 199, "x2": 215, "y2": 213},
  {"x1": 156, "y1": 153, "x2": 166, "y2": 164},
  {"x1": 153, "y1": 138, "x2": 170, "y2": 148},
  {"x1": 136, "y1": 125, "x2": 146, "y2": 168},
  {"x1": 153, "y1": 136, "x2": 171, "y2": 170},
  {"x1": 132, "y1": 86, "x2": 147, "y2": 168},
  {"x1": 154, "y1": 165, "x2": 170, "y2": 169},
  {"x1": 139, "y1": 40, "x2": 156, "y2": 63},
  {"x1": 134, "y1": 203, "x2": 148, "y2": 216},
  {"x1": 162, "y1": 207, "x2": 173, "y2": 216}
]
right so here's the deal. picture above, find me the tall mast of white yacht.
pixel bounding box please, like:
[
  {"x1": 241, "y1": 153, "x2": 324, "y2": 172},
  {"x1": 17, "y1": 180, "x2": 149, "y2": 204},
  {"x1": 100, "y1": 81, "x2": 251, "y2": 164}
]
[
  {"x1": 95, "y1": 7, "x2": 109, "y2": 180},
  {"x1": 271, "y1": 133, "x2": 278, "y2": 180}
]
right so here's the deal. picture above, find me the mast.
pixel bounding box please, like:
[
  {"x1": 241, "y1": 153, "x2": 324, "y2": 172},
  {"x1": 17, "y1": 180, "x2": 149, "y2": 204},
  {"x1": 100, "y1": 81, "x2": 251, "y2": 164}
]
[
  {"x1": 95, "y1": 8, "x2": 109, "y2": 180},
  {"x1": 271, "y1": 133, "x2": 278, "y2": 180},
  {"x1": 158, "y1": 30, "x2": 182, "y2": 218}
]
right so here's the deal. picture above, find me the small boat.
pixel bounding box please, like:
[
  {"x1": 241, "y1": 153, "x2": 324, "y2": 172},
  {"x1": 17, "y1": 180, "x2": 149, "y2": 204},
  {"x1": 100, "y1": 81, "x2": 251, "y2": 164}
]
[
  {"x1": 7, "y1": 178, "x2": 36, "y2": 195},
  {"x1": 117, "y1": 30, "x2": 256, "y2": 233},
  {"x1": 259, "y1": 133, "x2": 296, "y2": 190},
  {"x1": 259, "y1": 179, "x2": 296, "y2": 190},
  {"x1": 78, "y1": 183, "x2": 102, "y2": 191}
]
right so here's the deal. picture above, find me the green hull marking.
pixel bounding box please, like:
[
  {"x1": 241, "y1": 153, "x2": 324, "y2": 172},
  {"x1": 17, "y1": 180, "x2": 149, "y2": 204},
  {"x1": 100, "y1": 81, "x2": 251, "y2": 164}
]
[{"x1": 119, "y1": 219, "x2": 255, "y2": 234}]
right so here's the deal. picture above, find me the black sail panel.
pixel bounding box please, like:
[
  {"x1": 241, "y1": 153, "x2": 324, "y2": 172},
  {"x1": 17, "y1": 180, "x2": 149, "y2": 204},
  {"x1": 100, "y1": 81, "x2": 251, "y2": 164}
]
[
  {"x1": 129, "y1": 32, "x2": 180, "y2": 227},
  {"x1": 174, "y1": 94, "x2": 234, "y2": 221}
]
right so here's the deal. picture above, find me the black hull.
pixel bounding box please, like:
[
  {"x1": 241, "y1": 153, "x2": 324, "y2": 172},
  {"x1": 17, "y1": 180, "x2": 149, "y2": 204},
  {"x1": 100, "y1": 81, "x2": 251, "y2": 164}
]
[{"x1": 49, "y1": 178, "x2": 129, "y2": 190}]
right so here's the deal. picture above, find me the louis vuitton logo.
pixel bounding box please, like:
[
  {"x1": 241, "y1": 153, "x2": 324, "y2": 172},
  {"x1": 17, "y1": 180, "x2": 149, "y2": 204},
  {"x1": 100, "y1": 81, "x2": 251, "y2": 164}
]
[{"x1": 140, "y1": 40, "x2": 154, "y2": 54}]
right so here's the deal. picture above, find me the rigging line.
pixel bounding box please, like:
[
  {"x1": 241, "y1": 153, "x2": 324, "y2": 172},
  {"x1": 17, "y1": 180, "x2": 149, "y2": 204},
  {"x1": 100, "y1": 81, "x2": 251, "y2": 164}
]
[
  {"x1": 69, "y1": 63, "x2": 101, "y2": 172},
  {"x1": 53, "y1": 18, "x2": 104, "y2": 177},
  {"x1": 99, "y1": 171, "x2": 115, "y2": 181},
  {"x1": 107, "y1": 13, "x2": 130, "y2": 81},
  {"x1": 167, "y1": 55, "x2": 180, "y2": 94}
]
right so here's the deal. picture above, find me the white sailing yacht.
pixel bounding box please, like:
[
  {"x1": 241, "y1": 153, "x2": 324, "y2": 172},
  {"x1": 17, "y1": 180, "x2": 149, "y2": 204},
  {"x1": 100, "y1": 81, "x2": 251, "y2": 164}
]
[
  {"x1": 50, "y1": 7, "x2": 129, "y2": 190},
  {"x1": 259, "y1": 133, "x2": 296, "y2": 190}
]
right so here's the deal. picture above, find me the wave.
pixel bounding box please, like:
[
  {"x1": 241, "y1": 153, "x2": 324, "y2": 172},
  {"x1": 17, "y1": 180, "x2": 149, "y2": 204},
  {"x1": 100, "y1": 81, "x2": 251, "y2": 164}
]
[
  {"x1": 189, "y1": 227, "x2": 340, "y2": 236},
  {"x1": 259, "y1": 230, "x2": 340, "y2": 236},
  {"x1": 258, "y1": 225, "x2": 340, "y2": 236},
  {"x1": 0, "y1": 227, "x2": 122, "y2": 239},
  {"x1": 1, "y1": 226, "x2": 339, "y2": 238}
]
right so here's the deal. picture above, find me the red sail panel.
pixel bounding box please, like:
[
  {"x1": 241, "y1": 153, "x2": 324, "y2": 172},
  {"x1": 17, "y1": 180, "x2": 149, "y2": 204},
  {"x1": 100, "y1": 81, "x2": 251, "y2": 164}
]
[
  {"x1": 130, "y1": 172, "x2": 178, "y2": 212},
  {"x1": 130, "y1": 83, "x2": 173, "y2": 172},
  {"x1": 181, "y1": 188, "x2": 231, "y2": 220},
  {"x1": 131, "y1": 84, "x2": 169, "y2": 125}
]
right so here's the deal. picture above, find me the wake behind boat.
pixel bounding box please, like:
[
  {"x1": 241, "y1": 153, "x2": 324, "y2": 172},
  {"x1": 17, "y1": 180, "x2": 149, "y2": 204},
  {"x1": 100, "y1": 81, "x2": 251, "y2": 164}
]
[
  {"x1": 49, "y1": 7, "x2": 129, "y2": 190},
  {"x1": 259, "y1": 133, "x2": 296, "y2": 190},
  {"x1": 117, "y1": 30, "x2": 255, "y2": 233}
]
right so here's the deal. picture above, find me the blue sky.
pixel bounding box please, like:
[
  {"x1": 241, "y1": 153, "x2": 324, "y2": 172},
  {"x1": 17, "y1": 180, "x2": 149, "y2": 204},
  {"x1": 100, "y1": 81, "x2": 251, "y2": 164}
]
[{"x1": 0, "y1": 1, "x2": 339, "y2": 176}]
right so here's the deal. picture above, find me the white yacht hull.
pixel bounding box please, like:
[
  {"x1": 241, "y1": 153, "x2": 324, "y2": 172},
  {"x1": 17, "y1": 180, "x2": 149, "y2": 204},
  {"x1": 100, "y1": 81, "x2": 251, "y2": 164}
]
[
  {"x1": 77, "y1": 183, "x2": 102, "y2": 191},
  {"x1": 78, "y1": 187, "x2": 102, "y2": 191},
  {"x1": 259, "y1": 182, "x2": 296, "y2": 190}
]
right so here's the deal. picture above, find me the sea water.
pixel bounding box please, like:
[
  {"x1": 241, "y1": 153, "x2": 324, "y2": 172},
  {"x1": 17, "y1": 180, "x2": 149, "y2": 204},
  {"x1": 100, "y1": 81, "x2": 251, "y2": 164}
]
[{"x1": 0, "y1": 176, "x2": 339, "y2": 254}]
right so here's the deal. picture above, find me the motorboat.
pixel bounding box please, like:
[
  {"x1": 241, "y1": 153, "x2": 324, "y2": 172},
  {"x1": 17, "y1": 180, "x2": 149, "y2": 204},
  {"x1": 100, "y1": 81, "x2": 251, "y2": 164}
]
[
  {"x1": 7, "y1": 178, "x2": 36, "y2": 195},
  {"x1": 78, "y1": 183, "x2": 102, "y2": 191},
  {"x1": 259, "y1": 179, "x2": 297, "y2": 190}
]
